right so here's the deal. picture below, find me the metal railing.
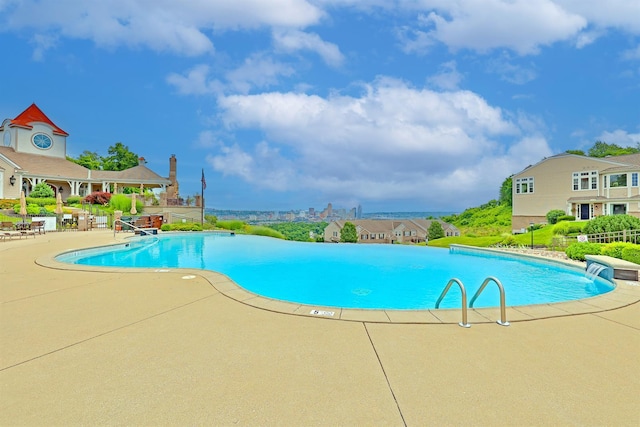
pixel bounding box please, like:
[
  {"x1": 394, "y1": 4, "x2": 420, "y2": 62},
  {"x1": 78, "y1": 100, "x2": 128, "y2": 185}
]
[
  {"x1": 435, "y1": 278, "x2": 471, "y2": 328},
  {"x1": 113, "y1": 219, "x2": 157, "y2": 237},
  {"x1": 469, "y1": 276, "x2": 510, "y2": 326},
  {"x1": 435, "y1": 276, "x2": 510, "y2": 327},
  {"x1": 552, "y1": 229, "x2": 640, "y2": 249}
]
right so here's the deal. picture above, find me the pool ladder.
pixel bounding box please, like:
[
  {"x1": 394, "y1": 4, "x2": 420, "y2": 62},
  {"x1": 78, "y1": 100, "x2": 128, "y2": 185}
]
[{"x1": 435, "y1": 276, "x2": 510, "y2": 328}]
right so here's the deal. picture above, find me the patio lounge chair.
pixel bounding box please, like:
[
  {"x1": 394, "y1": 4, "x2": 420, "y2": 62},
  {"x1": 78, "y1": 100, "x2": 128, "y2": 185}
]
[
  {"x1": 1, "y1": 221, "x2": 15, "y2": 231},
  {"x1": 30, "y1": 220, "x2": 45, "y2": 234},
  {"x1": 1, "y1": 231, "x2": 24, "y2": 241}
]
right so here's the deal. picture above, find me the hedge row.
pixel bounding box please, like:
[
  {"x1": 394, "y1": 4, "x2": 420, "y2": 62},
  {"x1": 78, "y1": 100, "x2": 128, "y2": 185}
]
[{"x1": 565, "y1": 241, "x2": 640, "y2": 264}]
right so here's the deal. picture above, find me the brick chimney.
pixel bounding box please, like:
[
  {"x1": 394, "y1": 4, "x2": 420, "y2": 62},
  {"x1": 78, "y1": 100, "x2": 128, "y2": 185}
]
[{"x1": 167, "y1": 154, "x2": 179, "y2": 199}]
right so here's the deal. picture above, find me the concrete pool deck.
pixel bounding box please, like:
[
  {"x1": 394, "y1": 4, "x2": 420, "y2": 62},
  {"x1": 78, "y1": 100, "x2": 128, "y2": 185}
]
[{"x1": 1, "y1": 231, "x2": 639, "y2": 425}]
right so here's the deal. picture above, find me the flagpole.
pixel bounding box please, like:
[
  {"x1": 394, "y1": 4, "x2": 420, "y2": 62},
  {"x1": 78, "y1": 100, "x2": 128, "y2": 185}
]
[{"x1": 201, "y1": 168, "x2": 205, "y2": 225}]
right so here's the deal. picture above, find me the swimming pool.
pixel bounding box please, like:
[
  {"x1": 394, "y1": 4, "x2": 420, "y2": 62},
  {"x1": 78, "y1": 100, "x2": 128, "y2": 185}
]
[{"x1": 57, "y1": 233, "x2": 614, "y2": 309}]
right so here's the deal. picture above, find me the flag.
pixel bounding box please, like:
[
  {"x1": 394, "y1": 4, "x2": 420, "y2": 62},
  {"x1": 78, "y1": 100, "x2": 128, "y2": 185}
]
[{"x1": 201, "y1": 169, "x2": 206, "y2": 190}]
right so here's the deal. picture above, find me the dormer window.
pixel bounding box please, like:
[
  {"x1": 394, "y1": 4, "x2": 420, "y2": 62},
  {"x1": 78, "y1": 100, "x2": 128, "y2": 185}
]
[{"x1": 32, "y1": 133, "x2": 53, "y2": 150}]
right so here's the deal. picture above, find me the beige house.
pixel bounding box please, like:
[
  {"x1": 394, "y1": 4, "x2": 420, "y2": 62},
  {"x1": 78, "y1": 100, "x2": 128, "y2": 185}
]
[
  {"x1": 512, "y1": 153, "x2": 640, "y2": 231},
  {"x1": 324, "y1": 219, "x2": 459, "y2": 243},
  {"x1": 0, "y1": 104, "x2": 172, "y2": 201}
]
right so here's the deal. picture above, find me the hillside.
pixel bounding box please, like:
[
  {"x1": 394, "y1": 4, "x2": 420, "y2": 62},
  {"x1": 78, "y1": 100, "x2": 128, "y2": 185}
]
[{"x1": 442, "y1": 200, "x2": 511, "y2": 236}]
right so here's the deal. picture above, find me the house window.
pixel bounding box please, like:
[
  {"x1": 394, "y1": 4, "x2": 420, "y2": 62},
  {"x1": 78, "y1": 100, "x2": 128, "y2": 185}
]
[
  {"x1": 361, "y1": 234, "x2": 368, "y2": 240},
  {"x1": 572, "y1": 171, "x2": 598, "y2": 191},
  {"x1": 515, "y1": 177, "x2": 534, "y2": 194},
  {"x1": 612, "y1": 204, "x2": 627, "y2": 215},
  {"x1": 633, "y1": 173, "x2": 638, "y2": 187},
  {"x1": 370, "y1": 234, "x2": 376, "y2": 240},
  {"x1": 378, "y1": 233, "x2": 385, "y2": 239},
  {"x1": 609, "y1": 174, "x2": 627, "y2": 188}
]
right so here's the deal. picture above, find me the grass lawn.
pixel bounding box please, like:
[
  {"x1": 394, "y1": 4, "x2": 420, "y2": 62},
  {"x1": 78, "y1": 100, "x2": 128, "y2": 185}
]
[{"x1": 428, "y1": 224, "x2": 558, "y2": 249}]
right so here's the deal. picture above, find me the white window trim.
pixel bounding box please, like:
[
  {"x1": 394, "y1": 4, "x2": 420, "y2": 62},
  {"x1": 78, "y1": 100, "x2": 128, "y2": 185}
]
[
  {"x1": 515, "y1": 177, "x2": 534, "y2": 194},
  {"x1": 572, "y1": 170, "x2": 598, "y2": 191}
]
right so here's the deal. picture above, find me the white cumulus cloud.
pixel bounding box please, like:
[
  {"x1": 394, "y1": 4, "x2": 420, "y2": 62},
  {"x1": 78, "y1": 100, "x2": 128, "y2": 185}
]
[
  {"x1": 403, "y1": 0, "x2": 587, "y2": 55},
  {"x1": 1, "y1": 0, "x2": 324, "y2": 57},
  {"x1": 273, "y1": 29, "x2": 345, "y2": 67},
  {"x1": 166, "y1": 65, "x2": 222, "y2": 95},
  {"x1": 596, "y1": 130, "x2": 640, "y2": 147},
  {"x1": 207, "y1": 78, "x2": 552, "y2": 209}
]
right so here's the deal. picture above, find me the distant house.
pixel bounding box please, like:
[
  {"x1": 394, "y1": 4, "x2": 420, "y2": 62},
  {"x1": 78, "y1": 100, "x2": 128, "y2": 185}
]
[
  {"x1": 0, "y1": 103, "x2": 173, "y2": 201},
  {"x1": 512, "y1": 152, "x2": 640, "y2": 232},
  {"x1": 323, "y1": 219, "x2": 459, "y2": 243}
]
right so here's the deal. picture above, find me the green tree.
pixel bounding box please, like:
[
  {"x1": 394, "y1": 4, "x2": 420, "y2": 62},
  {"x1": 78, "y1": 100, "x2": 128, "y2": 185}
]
[
  {"x1": 498, "y1": 176, "x2": 512, "y2": 207},
  {"x1": 102, "y1": 142, "x2": 139, "y2": 171},
  {"x1": 340, "y1": 222, "x2": 358, "y2": 243},
  {"x1": 29, "y1": 182, "x2": 55, "y2": 198},
  {"x1": 70, "y1": 150, "x2": 102, "y2": 170},
  {"x1": 428, "y1": 221, "x2": 445, "y2": 240},
  {"x1": 267, "y1": 222, "x2": 328, "y2": 242},
  {"x1": 588, "y1": 140, "x2": 640, "y2": 158},
  {"x1": 565, "y1": 149, "x2": 585, "y2": 156},
  {"x1": 204, "y1": 214, "x2": 217, "y2": 226}
]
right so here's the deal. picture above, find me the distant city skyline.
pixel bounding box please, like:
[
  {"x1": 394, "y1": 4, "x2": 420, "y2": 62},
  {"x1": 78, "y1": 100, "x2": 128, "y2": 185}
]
[
  {"x1": 1, "y1": 2, "x2": 638, "y2": 211},
  {"x1": 209, "y1": 203, "x2": 455, "y2": 223}
]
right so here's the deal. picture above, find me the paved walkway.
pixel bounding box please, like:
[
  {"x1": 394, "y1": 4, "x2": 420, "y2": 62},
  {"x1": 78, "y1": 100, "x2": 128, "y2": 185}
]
[{"x1": 1, "y1": 231, "x2": 639, "y2": 426}]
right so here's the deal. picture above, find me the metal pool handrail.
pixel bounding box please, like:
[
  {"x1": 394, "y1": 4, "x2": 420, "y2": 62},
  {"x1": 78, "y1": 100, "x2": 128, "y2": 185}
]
[
  {"x1": 113, "y1": 219, "x2": 156, "y2": 237},
  {"x1": 469, "y1": 276, "x2": 510, "y2": 326},
  {"x1": 435, "y1": 278, "x2": 471, "y2": 328}
]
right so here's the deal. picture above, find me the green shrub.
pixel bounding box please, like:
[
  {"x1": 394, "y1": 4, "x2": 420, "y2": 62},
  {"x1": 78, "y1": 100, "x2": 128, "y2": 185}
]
[
  {"x1": 553, "y1": 221, "x2": 584, "y2": 236},
  {"x1": 565, "y1": 242, "x2": 603, "y2": 261},
  {"x1": 247, "y1": 226, "x2": 285, "y2": 239},
  {"x1": 66, "y1": 196, "x2": 82, "y2": 204},
  {"x1": 499, "y1": 234, "x2": 518, "y2": 246},
  {"x1": 26, "y1": 197, "x2": 56, "y2": 207},
  {"x1": 546, "y1": 209, "x2": 566, "y2": 224},
  {"x1": 160, "y1": 223, "x2": 202, "y2": 231},
  {"x1": 109, "y1": 194, "x2": 142, "y2": 213},
  {"x1": 13, "y1": 202, "x2": 56, "y2": 216},
  {"x1": 621, "y1": 246, "x2": 640, "y2": 264},
  {"x1": 204, "y1": 214, "x2": 217, "y2": 226},
  {"x1": 601, "y1": 242, "x2": 635, "y2": 259},
  {"x1": 0, "y1": 199, "x2": 18, "y2": 209},
  {"x1": 216, "y1": 220, "x2": 246, "y2": 230},
  {"x1": 557, "y1": 215, "x2": 576, "y2": 222},
  {"x1": 30, "y1": 182, "x2": 55, "y2": 198},
  {"x1": 583, "y1": 214, "x2": 640, "y2": 234}
]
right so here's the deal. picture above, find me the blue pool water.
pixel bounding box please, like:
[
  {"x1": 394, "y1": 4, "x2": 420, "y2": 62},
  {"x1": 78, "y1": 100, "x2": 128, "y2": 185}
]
[{"x1": 57, "y1": 233, "x2": 614, "y2": 309}]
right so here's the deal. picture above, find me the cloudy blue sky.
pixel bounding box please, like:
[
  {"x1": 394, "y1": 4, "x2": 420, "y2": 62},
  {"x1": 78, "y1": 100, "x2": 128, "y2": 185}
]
[{"x1": 0, "y1": 1, "x2": 638, "y2": 213}]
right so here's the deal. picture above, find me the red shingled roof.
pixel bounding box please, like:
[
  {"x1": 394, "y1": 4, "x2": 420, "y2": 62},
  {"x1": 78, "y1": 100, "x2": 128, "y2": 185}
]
[{"x1": 9, "y1": 103, "x2": 69, "y2": 136}]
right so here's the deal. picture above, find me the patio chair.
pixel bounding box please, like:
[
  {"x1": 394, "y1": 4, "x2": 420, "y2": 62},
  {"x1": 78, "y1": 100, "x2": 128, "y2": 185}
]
[
  {"x1": 1, "y1": 221, "x2": 15, "y2": 231},
  {"x1": 30, "y1": 220, "x2": 45, "y2": 234}
]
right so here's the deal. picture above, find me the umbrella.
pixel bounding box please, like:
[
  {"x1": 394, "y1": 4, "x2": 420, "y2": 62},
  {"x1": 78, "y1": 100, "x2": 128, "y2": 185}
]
[
  {"x1": 19, "y1": 190, "x2": 27, "y2": 222},
  {"x1": 55, "y1": 192, "x2": 63, "y2": 231},
  {"x1": 130, "y1": 193, "x2": 137, "y2": 215},
  {"x1": 55, "y1": 192, "x2": 64, "y2": 214}
]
